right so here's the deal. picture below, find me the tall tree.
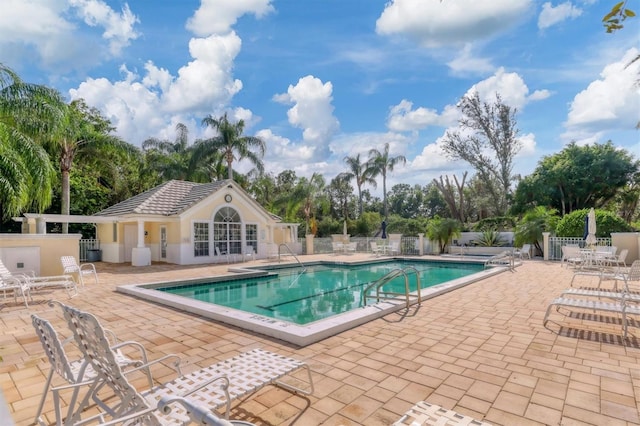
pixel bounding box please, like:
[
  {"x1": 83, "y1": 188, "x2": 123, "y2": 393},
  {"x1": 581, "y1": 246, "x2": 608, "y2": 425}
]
[
  {"x1": 0, "y1": 64, "x2": 62, "y2": 221},
  {"x1": 288, "y1": 173, "x2": 326, "y2": 234},
  {"x1": 432, "y1": 172, "x2": 467, "y2": 222},
  {"x1": 196, "y1": 113, "x2": 266, "y2": 181},
  {"x1": 442, "y1": 92, "x2": 521, "y2": 216},
  {"x1": 368, "y1": 143, "x2": 406, "y2": 219},
  {"x1": 142, "y1": 123, "x2": 195, "y2": 182},
  {"x1": 511, "y1": 141, "x2": 638, "y2": 215},
  {"x1": 341, "y1": 153, "x2": 377, "y2": 218},
  {"x1": 44, "y1": 99, "x2": 134, "y2": 233}
]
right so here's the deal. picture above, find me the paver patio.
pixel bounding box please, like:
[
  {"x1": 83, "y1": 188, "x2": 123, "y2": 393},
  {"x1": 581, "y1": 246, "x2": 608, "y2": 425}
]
[{"x1": 1, "y1": 256, "x2": 639, "y2": 425}]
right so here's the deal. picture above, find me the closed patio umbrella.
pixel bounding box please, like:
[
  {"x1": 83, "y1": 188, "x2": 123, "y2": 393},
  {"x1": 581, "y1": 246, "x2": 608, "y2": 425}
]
[{"x1": 584, "y1": 208, "x2": 597, "y2": 246}]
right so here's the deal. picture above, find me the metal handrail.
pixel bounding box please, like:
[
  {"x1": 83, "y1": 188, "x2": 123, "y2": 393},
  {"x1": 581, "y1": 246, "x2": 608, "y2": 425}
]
[
  {"x1": 363, "y1": 266, "x2": 421, "y2": 309},
  {"x1": 278, "y1": 244, "x2": 305, "y2": 270}
]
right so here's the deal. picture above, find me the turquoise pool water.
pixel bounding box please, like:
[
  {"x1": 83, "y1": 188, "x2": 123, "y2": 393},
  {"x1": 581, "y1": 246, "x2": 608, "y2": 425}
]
[{"x1": 157, "y1": 260, "x2": 482, "y2": 325}]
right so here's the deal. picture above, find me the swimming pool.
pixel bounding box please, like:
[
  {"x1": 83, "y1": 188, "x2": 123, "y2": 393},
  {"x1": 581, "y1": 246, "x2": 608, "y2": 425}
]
[
  {"x1": 117, "y1": 258, "x2": 507, "y2": 346},
  {"x1": 156, "y1": 260, "x2": 482, "y2": 325}
]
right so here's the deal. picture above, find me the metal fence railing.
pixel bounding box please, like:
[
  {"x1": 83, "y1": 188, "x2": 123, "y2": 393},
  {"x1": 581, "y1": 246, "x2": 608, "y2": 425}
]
[
  {"x1": 547, "y1": 236, "x2": 612, "y2": 261},
  {"x1": 298, "y1": 236, "x2": 426, "y2": 256}
]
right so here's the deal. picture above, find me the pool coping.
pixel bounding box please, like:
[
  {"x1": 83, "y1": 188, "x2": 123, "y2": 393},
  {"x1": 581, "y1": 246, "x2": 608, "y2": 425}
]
[{"x1": 116, "y1": 258, "x2": 512, "y2": 347}]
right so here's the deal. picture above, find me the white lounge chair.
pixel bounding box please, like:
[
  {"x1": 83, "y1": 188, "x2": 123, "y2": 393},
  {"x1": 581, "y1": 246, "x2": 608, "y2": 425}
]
[
  {"x1": 61, "y1": 255, "x2": 98, "y2": 287},
  {"x1": 370, "y1": 241, "x2": 383, "y2": 257},
  {"x1": 0, "y1": 275, "x2": 32, "y2": 307},
  {"x1": 514, "y1": 243, "x2": 531, "y2": 259},
  {"x1": 59, "y1": 303, "x2": 314, "y2": 423},
  {"x1": 543, "y1": 296, "x2": 640, "y2": 339},
  {"x1": 484, "y1": 251, "x2": 514, "y2": 270},
  {"x1": 394, "y1": 401, "x2": 492, "y2": 425},
  {"x1": 31, "y1": 309, "x2": 179, "y2": 426},
  {"x1": 0, "y1": 259, "x2": 77, "y2": 298}
]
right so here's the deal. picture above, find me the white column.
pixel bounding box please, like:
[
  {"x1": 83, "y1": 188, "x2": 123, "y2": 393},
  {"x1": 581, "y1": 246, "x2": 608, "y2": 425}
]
[
  {"x1": 543, "y1": 232, "x2": 550, "y2": 261},
  {"x1": 132, "y1": 220, "x2": 151, "y2": 266}
]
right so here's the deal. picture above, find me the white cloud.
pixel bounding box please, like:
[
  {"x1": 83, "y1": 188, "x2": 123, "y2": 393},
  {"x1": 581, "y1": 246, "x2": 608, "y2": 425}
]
[
  {"x1": 186, "y1": 0, "x2": 274, "y2": 36},
  {"x1": 538, "y1": 2, "x2": 582, "y2": 30},
  {"x1": 273, "y1": 75, "x2": 340, "y2": 150},
  {"x1": 447, "y1": 44, "x2": 495, "y2": 76},
  {"x1": 70, "y1": 32, "x2": 244, "y2": 145},
  {"x1": 517, "y1": 132, "x2": 537, "y2": 156},
  {"x1": 0, "y1": 0, "x2": 139, "y2": 70},
  {"x1": 409, "y1": 139, "x2": 457, "y2": 171},
  {"x1": 465, "y1": 67, "x2": 550, "y2": 109},
  {"x1": 386, "y1": 100, "x2": 459, "y2": 132},
  {"x1": 69, "y1": 0, "x2": 140, "y2": 55},
  {"x1": 160, "y1": 33, "x2": 244, "y2": 113},
  {"x1": 376, "y1": 0, "x2": 533, "y2": 48},
  {"x1": 563, "y1": 48, "x2": 640, "y2": 142}
]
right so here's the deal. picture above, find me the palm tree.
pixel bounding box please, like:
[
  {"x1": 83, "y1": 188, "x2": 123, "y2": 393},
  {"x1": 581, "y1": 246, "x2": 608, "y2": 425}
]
[
  {"x1": 142, "y1": 123, "x2": 194, "y2": 181},
  {"x1": 341, "y1": 154, "x2": 377, "y2": 218},
  {"x1": 368, "y1": 143, "x2": 407, "y2": 218},
  {"x1": 294, "y1": 173, "x2": 326, "y2": 235},
  {"x1": 0, "y1": 64, "x2": 61, "y2": 221},
  {"x1": 45, "y1": 99, "x2": 135, "y2": 233},
  {"x1": 196, "y1": 113, "x2": 266, "y2": 181}
]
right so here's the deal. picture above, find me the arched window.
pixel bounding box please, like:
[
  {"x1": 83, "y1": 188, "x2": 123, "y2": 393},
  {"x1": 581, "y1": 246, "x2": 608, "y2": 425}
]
[{"x1": 214, "y1": 207, "x2": 242, "y2": 255}]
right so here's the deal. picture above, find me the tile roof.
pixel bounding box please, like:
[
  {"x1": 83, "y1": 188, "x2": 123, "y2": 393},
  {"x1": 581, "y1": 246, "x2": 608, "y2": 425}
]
[{"x1": 98, "y1": 180, "x2": 229, "y2": 216}]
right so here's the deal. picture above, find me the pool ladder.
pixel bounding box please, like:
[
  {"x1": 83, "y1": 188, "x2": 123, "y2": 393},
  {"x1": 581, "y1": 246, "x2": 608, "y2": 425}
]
[
  {"x1": 278, "y1": 244, "x2": 306, "y2": 270},
  {"x1": 363, "y1": 266, "x2": 422, "y2": 309}
]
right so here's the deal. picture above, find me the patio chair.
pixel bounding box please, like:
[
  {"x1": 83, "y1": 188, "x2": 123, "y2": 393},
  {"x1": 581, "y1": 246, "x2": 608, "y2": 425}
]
[
  {"x1": 59, "y1": 302, "x2": 315, "y2": 423},
  {"x1": 388, "y1": 241, "x2": 400, "y2": 256},
  {"x1": 61, "y1": 256, "x2": 98, "y2": 287},
  {"x1": 332, "y1": 242, "x2": 344, "y2": 255},
  {"x1": 32, "y1": 311, "x2": 177, "y2": 425},
  {"x1": 370, "y1": 241, "x2": 383, "y2": 257},
  {"x1": 561, "y1": 245, "x2": 583, "y2": 268},
  {"x1": 513, "y1": 243, "x2": 531, "y2": 259},
  {"x1": 394, "y1": 401, "x2": 492, "y2": 425},
  {"x1": 0, "y1": 259, "x2": 77, "y2": 298},
  {"x1": 345, "y1": 242, "x2": 357, "y2": 254},
  {"x1": 242, "y1": 245, "x2": 255, "y2": 262},
  {"x1": 0, "y1": 274, "x2": 32, "y2": 307},
  {"x1": 215, "y1": 246, "x2": 230, "y2": 264}
]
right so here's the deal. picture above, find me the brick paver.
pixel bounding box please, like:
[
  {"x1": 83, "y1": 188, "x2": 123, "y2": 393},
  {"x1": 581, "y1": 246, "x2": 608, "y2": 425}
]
[{"x1": 2, "y1": 256, "x2": 639, "y2": 425}]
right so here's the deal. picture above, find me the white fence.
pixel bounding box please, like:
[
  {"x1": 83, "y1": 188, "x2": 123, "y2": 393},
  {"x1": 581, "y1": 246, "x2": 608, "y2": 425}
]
[
  {"x1": 299, "y1": 236, "x2": 425, "y2": 255},
  {"x1": 79, "y1": 239, "x2": 100, "y2": 262},
  {"x1": 547, "y1": 236, "x2": 612, "y2": 261}
]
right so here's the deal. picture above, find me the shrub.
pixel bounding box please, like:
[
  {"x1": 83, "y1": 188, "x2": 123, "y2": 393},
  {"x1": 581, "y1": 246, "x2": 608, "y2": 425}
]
[
  {"x1": 473, "y1": 216, "x2": 516, "y2": 232},
  {"x1": 555, "y1": 209, "x2": 634, "y2": 237},
  {"x1": 475, "y1": 229, "x2": 507, "y2": 247},
  {"x1": 427, "y1": 217, "x2": 462, "y2": 253}
]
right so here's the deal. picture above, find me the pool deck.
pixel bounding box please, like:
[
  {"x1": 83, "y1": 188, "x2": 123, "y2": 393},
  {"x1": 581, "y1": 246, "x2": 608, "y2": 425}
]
[{"x1": 2, "y1": 254, "x2": 639, "y2": 425}]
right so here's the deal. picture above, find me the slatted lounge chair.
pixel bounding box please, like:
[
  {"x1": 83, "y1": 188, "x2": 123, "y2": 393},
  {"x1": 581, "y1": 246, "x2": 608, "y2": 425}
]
[
  {"x1": 394, "y1": 401, "x2": 492, "y2": 425},
  {"x1": 484, "y1": 251, "x2": 513, "y2": 270},
  {"x1": 513, "y1": 243, "x2": 531, "y2": 259},
  {"x1": 0, "y1": 259, "x2": 77, "y2": 298},
  {"x1": 61, "y1": 255, "x2": 98, "y2": 287},
  {"x1": 59, "y1": 302, "x2": 314, "y2": 423},
  {"x1": 543, "y1": 296, "x2": 640, "y2": 339},
  {"x1": 0, "y1": 275, "x2": 32, "y2": 307}
]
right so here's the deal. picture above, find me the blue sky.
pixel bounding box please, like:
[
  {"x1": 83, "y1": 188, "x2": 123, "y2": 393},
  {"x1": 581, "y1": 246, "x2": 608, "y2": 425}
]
[{"x1": 2, "y1": 0, "x2": 638, "y2": 193}]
